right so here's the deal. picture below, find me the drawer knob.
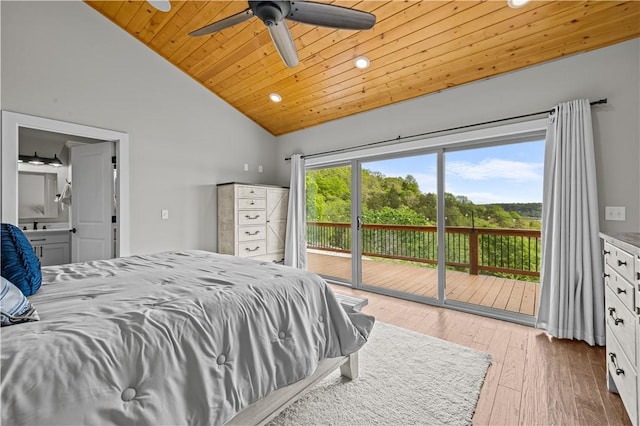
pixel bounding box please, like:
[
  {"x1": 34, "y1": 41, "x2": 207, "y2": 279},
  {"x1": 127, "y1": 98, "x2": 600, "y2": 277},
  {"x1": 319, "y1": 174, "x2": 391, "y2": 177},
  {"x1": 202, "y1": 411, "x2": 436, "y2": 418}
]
[
  {"x1": 245, "y1": 215, "x2": 260, "y2": 220},
  {"x1": 615, "y1": 368, "x2": 625, "y2": 376},
  {"x1": 603, "y1": 250, "x2": 610, "y2": 255},
  {"x1": 616, "y1": 287, "x2": 627, "y2": 295},
  {"x1": 617, "y1": 260, "x2": 627, "y2": 266},
  {"x1": 250, "y1": 201, "x2": 255, "y2": 205},
  {"x1": 603, "y1": 273, "x2": 610, "y2": 278}
]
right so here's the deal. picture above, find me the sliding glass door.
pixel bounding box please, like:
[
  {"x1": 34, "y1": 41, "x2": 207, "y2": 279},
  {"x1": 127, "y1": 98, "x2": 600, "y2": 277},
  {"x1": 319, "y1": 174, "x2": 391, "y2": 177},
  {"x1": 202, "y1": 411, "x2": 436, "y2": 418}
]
[
  {"x1": 305, "y1": 138, "x2": 544, "y2": 322},
  {"x1": 444, "y1": 142, "x2": 543, "y2": 317},
  {"x1": 305, "y1": 164, "x2": 353, "y2": 285},
  {"x1": 358, "y1": 154, "x2": 439, "y2": 300}
]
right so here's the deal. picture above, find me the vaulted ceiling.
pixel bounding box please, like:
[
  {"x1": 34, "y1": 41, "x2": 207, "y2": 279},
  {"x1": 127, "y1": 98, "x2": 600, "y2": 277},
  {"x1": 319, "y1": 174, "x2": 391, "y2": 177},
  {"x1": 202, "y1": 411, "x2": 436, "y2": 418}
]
[{"x1": 85, "y1": 1, "x2": 640, "y2": 136}]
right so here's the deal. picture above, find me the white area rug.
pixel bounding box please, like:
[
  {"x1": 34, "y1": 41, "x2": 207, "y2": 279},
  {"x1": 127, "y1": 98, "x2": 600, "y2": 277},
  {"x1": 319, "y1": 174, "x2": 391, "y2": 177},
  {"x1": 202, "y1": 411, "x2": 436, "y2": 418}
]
[{"x1": 270, "y1": 321, "x2": 491, "y2": 426}]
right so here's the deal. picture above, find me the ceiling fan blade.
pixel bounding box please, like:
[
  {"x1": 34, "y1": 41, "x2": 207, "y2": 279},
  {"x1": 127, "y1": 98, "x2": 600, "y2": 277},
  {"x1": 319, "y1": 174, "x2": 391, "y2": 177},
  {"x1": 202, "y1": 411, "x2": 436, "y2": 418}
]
[
  {"x1": 286, "y1": 1, "x2": 376, "y2": 30},
  {"x1": 189, "y1": 9, "x2": 254, "y2": 37},
  {"x1": 268, "y1": 21, "x2": 299, "y2": 68}
]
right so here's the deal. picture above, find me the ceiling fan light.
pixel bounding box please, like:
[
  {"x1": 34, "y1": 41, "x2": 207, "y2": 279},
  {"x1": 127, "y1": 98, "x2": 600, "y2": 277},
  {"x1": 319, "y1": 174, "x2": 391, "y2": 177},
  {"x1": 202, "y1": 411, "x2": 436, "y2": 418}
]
[
  {"x1": 507, "y1": 0, "x2": 531, "y2": 8},
  {"x1": 28, "y1": 152, "x2": 45, "y2": 165},
  {"x1": 354, "y1": 56, "x2": 370, "y2": 69},
  {"x1": 147, "y1": 0, "x2": 171, "y2": 12},
  {"x1": 269, "y1": 93, "x2": 282, "y2": 103}
]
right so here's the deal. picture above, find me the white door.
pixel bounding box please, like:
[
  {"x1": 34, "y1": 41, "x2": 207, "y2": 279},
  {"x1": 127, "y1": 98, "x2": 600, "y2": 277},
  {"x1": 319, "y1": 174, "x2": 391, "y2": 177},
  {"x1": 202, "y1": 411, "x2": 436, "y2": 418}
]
[{"x1": 71, "y1": 142, "x2": 114, "y2": 262}]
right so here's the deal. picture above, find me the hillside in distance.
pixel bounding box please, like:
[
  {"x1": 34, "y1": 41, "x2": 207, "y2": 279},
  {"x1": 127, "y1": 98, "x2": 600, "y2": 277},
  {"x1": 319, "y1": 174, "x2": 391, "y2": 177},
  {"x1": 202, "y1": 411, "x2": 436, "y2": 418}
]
[{"x1": 480, "y1": 203, "x2": 542, "y2": 220}]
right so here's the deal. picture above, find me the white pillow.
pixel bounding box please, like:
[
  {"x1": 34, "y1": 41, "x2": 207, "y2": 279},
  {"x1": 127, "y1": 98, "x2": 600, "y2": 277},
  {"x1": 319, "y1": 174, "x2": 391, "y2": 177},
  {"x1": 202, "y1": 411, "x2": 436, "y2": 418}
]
[{"x1": 0, "y1": 276, "x2": 40, "y2": 326}]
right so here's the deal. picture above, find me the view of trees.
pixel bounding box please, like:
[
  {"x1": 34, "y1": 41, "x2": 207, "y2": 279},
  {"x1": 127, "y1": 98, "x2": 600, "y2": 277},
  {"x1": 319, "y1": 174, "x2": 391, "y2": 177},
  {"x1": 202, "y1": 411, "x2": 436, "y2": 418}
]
[
  {"x1": 306, "y1": 167, "x2": 542, "y2": 229},
  {"x1": 306, "y1": 166, "x2": 542, "y2": 281}
]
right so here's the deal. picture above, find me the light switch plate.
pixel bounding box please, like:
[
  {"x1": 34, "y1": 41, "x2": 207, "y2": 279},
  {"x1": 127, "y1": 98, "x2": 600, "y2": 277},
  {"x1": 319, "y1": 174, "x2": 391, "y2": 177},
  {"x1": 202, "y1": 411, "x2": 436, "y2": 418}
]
[
  {"x1": 604, "y1": 206, "x2": 625, "y2": 221},
  {"x1": 161, "y1": 209, "x2": 169, "y2": 220}
]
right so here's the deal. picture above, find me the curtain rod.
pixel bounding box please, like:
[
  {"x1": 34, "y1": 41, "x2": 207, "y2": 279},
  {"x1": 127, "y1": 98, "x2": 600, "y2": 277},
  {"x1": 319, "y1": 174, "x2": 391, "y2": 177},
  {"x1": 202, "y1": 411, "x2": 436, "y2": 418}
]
[{"x1": 284, "y1": 98, "x2": 608, "y2": 161}]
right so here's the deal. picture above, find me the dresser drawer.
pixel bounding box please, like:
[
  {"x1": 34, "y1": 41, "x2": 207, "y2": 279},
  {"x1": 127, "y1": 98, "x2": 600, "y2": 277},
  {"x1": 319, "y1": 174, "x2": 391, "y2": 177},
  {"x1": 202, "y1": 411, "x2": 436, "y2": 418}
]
[
  {"x1": 606, "y1": 286, "x2": 637, "y2": 362},
  {"x1": 237, "y1": 198, "x2": 266, "y2": 209},
  {"x1": 238, "y1": 210, "x2": 266, "y2": 226},
  {"x1": 605, "y1": 242, "x2": 636, "y2": 283},
  {"x1": 237, "y1": 186, "x2": 266, "y2": 198},
  {"x1": 606, "y1": 265, "x2": 636, "y2": 312},
  {"x1": 606, "y1": 329, "x2": 638, "y2": 426},
  {"x1": 26, "y1": 233, "x2": 70, "y2": 245},
  {"x1": 238, "y1": 241, "x2": 266, "y2": 257},
  {"x1": 238, "y1": 226, "x2": 266, "y2": 242}
]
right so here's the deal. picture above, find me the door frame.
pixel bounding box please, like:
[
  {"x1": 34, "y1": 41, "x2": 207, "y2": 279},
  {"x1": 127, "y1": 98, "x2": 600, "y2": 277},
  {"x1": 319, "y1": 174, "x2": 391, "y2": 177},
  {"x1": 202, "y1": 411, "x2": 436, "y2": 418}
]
[{"x1": 1, "y1": 111, "x2": 130, "y2": 257}]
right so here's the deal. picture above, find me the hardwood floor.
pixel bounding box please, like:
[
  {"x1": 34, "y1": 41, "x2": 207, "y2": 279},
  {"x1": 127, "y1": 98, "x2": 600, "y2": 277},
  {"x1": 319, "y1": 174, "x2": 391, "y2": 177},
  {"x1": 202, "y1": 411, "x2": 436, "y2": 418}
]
[
  {"x1": 310, "y1": 251, "x2": 540, "y2": 316},
  {"x1": 331, "y1": 284, "x2": 632, "y2": 426}
]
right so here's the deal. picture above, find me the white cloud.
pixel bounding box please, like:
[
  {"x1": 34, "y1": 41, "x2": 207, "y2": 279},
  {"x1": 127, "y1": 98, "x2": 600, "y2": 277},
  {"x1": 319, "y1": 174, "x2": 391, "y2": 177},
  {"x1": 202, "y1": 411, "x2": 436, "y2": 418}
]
[
  {"x1": 447, "y1": 158, "x2": 543, "y2": 182},
  {"x1": 461, "y1": 192, "x2": 537, "y2": 204}
]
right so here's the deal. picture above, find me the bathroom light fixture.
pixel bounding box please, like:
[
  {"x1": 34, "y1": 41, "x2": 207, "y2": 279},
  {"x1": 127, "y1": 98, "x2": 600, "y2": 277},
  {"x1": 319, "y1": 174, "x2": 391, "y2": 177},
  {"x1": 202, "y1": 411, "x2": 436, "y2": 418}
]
[
  {"x1": 28, "y1": 152, "x2": 45, "y2": 165},
  {"x1": 507, "y1": 0, "x2": 531, "y2": 8},
  {"x1": 49, "y1": 154, "x2": 63, "y2": 167},
  {"x1": 269, "y1": 93, "x2": 282, "y2": 103},
  {"x1": 354, "y1": 56, "x2": 370, "y2": 69},
  {"x1": 19, "y1": 152, "x2": 64, "y2": 167}
]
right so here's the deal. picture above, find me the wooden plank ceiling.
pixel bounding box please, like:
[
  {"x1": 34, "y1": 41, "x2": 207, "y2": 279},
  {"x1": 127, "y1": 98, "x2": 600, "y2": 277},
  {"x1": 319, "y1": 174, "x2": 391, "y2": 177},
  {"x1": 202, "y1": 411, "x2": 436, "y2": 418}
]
[{"x1": 85, "y1": 1, "x2": 640, "y2": 136}]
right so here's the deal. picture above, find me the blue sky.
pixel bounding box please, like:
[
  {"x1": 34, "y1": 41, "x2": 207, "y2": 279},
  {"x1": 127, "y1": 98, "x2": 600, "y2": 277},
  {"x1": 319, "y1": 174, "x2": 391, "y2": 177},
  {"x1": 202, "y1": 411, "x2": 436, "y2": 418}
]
[{"x1": 363, "y1": 141, "x2": 544, "y2": 204}]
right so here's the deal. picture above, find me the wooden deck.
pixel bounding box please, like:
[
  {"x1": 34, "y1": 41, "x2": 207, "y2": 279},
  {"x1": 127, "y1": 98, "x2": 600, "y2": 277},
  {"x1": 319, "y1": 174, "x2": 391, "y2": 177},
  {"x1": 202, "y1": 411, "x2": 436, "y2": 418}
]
[{"x1": 308, "y1": 250, "x2": 540, "y2": 316}]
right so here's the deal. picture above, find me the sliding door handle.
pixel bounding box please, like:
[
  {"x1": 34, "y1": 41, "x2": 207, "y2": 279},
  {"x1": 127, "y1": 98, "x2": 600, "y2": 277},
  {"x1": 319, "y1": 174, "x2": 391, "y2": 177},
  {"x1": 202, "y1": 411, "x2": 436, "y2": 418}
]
[{"x1": 356, "y1": 216, "x2": 363, "y2": 230}]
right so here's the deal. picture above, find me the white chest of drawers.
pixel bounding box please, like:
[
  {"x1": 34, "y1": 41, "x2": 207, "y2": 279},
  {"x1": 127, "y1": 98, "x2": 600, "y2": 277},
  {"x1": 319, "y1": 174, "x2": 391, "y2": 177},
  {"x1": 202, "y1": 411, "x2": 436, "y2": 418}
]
[
  {"x1": 217, "y1": 183, "x2": 289, "y2": 263},
  {"x1": 602, "y1": 233, "x2": 640, "y2": 426}
]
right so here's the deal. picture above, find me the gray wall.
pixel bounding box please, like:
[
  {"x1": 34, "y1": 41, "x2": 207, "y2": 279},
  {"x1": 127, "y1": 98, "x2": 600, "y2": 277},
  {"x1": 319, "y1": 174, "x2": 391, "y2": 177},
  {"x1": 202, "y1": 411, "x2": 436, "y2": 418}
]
[
  {"x1": 276, "y1": 39, "x2": 640, "y2": 234},
  {"x1": 1, "y1": 1, "x2": 278, "y2": 254}
]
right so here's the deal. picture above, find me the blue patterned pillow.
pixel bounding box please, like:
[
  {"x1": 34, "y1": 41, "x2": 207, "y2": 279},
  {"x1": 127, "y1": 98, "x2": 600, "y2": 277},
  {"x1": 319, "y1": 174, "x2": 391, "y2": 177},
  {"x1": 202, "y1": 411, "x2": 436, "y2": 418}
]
[
  {"x1": 0, "y1": 277, "x2": 39, "y2": 326},
  {"x1": 1, "y1": 223, "x2": 42, "y2": 296}
]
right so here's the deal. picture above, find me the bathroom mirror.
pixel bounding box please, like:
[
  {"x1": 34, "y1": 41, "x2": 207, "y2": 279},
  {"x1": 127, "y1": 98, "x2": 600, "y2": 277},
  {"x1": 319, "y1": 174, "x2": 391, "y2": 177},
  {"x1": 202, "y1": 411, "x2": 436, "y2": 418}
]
[{"x1": 18, "y1": 171, "x2": 59, "y2": 219}]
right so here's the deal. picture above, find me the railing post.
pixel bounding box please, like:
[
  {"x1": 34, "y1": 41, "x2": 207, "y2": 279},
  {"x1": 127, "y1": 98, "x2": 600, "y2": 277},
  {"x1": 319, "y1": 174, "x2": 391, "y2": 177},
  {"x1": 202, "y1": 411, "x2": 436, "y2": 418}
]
[{"x1": 469, "y1": 229, "x2": 479, "y2": 275}]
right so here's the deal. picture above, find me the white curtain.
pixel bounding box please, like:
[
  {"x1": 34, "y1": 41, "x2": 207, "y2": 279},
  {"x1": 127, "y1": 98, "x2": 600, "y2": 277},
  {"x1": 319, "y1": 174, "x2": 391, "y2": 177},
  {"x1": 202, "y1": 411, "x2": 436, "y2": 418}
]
[
  {"x1": 536, "y1": 99, "x2": 604, "y2": 346},
  {"x1": 284, "y1": 154, "x2": 307, "y2": 269}
]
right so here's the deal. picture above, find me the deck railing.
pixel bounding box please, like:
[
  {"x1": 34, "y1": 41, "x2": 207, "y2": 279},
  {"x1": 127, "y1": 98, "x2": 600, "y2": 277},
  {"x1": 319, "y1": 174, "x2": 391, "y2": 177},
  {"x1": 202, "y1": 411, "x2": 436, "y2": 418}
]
[{"x1": 306, "y1": 222, "x2": 541, "y2": 279}]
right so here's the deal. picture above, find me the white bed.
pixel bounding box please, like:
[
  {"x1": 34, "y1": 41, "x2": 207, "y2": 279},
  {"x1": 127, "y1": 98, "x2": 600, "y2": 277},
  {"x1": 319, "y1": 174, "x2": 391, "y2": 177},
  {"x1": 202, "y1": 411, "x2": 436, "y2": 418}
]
[{"x1": 0, "y1": 250, "x2": 374, "y2": 425}]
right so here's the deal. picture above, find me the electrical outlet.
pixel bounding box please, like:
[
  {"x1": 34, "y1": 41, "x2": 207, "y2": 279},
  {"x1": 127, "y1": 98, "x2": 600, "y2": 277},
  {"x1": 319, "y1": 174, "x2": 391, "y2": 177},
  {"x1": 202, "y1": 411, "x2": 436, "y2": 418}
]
[
  {"x1": 243, "y1": 163, "x2": 249, "y2": 172},
  {"x1": 161, "y1": 209, "x2": 169, "y2": 220},
  {"x1": 605, "y1": 206, "x2": 625, "y2": 221},
  {"x1": 258, "y1": 165, "x2": 263, "y2": 173}
]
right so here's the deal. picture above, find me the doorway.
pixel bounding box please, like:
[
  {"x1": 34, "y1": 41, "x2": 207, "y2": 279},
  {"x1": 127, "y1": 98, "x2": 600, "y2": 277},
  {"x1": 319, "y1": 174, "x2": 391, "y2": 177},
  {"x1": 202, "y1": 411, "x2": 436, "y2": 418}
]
[{"x1": 1, "y1": 111, "x2": 130, "y2": 258}]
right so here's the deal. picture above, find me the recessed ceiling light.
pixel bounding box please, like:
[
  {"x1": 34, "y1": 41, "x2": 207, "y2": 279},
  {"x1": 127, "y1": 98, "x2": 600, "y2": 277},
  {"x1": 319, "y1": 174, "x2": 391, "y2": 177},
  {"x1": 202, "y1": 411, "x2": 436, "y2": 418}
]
[
  {"x1": 269, "y1": 93, "x2": 282, "y2": 103},
  {"x1": 354, "y1": 56, "x2": 370, "y2": 69},
  {"x1": 507, "y1": 0, "x2": 531, "y2": 8},
  {"x1": 147, "y1": 0, "x2": 171, "y2": 12}
]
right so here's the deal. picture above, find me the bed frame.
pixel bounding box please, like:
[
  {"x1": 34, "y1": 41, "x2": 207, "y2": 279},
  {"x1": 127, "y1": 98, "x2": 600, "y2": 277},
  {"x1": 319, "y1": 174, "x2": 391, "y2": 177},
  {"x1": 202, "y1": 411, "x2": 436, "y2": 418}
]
[{"x1": 227, "y1": 351, "x2": 359, "y2": 425}]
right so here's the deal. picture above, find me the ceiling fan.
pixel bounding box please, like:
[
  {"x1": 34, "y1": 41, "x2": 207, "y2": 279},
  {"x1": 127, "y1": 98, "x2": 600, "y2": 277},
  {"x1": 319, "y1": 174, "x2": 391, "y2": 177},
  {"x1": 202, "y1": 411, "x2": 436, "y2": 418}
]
[{"x1": 188, "y1": 1, "x2": 376, "y2": 68}]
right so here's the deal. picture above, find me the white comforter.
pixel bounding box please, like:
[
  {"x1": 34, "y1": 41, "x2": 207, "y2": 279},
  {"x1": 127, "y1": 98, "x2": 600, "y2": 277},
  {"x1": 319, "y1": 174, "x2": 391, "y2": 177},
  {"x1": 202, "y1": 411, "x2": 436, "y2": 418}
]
[{"x1": 1, "y1": 250, "x2": 374, "y2": 425}]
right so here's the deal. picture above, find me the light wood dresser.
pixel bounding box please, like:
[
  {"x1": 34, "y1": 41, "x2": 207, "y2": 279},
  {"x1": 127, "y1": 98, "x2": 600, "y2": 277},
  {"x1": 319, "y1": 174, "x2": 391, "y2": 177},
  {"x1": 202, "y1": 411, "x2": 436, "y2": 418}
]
[
  {"x1": 602, "y1": 232, "x2": 640, "y2": 426},
  {"x1": 217, "y1": 183, "x2": 289, "y2": 263}
]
